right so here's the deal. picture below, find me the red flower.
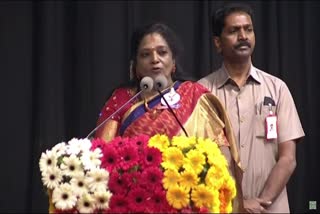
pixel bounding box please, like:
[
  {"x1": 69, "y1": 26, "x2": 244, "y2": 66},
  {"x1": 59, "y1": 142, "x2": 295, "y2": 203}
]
[
  {"x1": 108, "y1": 171, "x2": 129, "y2": 195},
  {"x1": 124, "y1": 171, "x2": 142, "y2": 189},
  {"x1": 147, "y1": 186, "x2": 174, "y2": 212},
  {"x1": 131, "y1": 134, "x2": 150, "y2": 150},
  {"x1": 90, "y1": 138, "x2": 107, "y2": 152},
  {"x1": 108, "y1": 194, "x2": 128, "y2": 213},
  {"x1": 117, "y1": 144, "x2": 139, "y2": 171},
  {"x1": 141, "y1": 147, "x2": 162, "y2": 168},
  {"x1": 111, "y1": 136, "x2": 129, "y2": 148},
  {"x1": 127, "y1": 187, "x2": 150, "y2": 212},
  {"x1": 101, "y1": 146, "x2": 118, "y2": 172},
  {"x1": 141, "y1": 166, "x2": 163, "y2": 189}
]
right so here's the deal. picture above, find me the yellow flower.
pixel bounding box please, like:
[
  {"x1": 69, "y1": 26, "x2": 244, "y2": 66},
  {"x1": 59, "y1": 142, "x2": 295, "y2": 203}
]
[
  {"x1": 148, "y1": 134, "x2": 170, "y2": 152},
  {"x1": 171, "y1": 136, "x2": 196, "y2": 149},
  {"x1": 196, "y1": 138, "x2": 219, "y2": 156},
  {"x1": 166, "y1": 185, "x2": 189, "y2": 209},
  {"x1": 161, "y1": 147, "x2": 184, "y2": 170},
  {"x1": 179, "y1": 170, "x2": 199, "y2": 190},
  {"x1": 163, "y1": 169, "x2": 181, "y2": 189},
  {"x1": 205, "y1": 166, "x2": 224, "y2": 189},
  {"x1": 191, "y1": 184, "x2": 216, "y2": 209},
  {"x1": 183, "y1": 149, "x2": 205, "y2": 174},
  {"x1": 207, "y1": 152, "x2": 228, "y2": 169}
]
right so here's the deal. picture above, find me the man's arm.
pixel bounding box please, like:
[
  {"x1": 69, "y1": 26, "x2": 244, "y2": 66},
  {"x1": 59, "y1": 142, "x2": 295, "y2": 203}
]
[
  {"x1": 243, "y1": 140, "x2": 296, "y2": 213},
  {"x1": 259, "y1": 140, "x2": 297, "y2": 204}
]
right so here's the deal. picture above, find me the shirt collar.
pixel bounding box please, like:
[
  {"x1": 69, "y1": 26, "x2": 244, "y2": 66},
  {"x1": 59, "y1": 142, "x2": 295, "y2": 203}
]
[{"x1": 217, "y1": 63, "x2": 261, "y2": 88}]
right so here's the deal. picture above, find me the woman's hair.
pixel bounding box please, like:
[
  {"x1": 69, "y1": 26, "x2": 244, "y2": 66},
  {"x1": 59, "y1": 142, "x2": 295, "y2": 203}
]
[
  {"x1": 128, "y1": 22, "x2": 190, "y2": 89},
  {"x1": 212, "y1": 3, "x2": 254, "y2": 37},
  {"x1": 130, "y1": 22, "x2": 181, "y2": 64}
]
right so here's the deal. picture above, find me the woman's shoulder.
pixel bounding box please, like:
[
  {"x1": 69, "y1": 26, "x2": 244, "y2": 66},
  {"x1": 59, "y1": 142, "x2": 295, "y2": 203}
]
[
  {"x1": 180, "y1": 80, "x2": 210, "y2": 93},
  {"x1": 111, "y1": 87, "x2": 136, "y2": 98}
]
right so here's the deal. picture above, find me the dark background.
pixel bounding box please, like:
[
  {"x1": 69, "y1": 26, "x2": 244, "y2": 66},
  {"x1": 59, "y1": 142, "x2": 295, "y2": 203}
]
[{"x1": 0, "y1": 1, "x2": 319, "y2": 213}]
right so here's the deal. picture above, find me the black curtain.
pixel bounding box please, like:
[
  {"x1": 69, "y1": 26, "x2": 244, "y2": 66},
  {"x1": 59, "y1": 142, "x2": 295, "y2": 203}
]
[{"x1": 0, "y1": 1, "x2": 319, "y2": 213}]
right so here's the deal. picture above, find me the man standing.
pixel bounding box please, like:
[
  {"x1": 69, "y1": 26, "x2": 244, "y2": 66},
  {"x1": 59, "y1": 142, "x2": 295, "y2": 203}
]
[{"x1": 198, "y1": 3, "x2": 305, "y2": 213}]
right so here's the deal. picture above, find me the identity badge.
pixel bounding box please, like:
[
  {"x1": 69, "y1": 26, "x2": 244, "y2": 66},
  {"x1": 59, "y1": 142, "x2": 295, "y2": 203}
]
[
  {"x1": 161, "y1": 87, "x2": 181, "y2": 109},
  {"x1": 265, "y1": 103, "x2": 277, "y2": 141}
]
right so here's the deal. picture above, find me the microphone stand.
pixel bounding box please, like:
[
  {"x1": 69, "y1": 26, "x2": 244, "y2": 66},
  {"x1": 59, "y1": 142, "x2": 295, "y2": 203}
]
[{"x1": 86, "y1": 90, "x2": 143, "y2": 139}]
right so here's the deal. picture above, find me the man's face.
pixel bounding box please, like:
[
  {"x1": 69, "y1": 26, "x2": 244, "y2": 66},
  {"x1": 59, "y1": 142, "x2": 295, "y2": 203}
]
[{"x1": 214, "y1": 11, "x2": 255, "y2": 62}]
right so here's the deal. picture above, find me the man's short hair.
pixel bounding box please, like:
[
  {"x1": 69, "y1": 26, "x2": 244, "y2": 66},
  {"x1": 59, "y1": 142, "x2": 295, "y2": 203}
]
[{"x1": 212, "y1": 3, "x2": 254, "y2": 37}]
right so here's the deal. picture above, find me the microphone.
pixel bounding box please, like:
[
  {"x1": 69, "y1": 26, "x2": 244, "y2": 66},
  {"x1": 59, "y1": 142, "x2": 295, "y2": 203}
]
[
  {"x1": 154, "y1": 75, "x2": 168, "y2": 91},
  {"x1": 86, "y1": 76, "x2": 154, "y2": 139},
  {"x1": 154, "y1": 75, "x2": 189, "y2": 137}
]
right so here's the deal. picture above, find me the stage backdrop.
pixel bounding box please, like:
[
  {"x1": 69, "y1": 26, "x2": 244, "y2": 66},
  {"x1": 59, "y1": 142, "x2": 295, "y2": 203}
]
[{"x1": 0, "y1": 1, "x2": 319, "y2": 213}]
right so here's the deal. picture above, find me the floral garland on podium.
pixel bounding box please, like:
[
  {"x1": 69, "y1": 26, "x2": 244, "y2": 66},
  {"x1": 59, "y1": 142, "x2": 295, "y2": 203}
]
[{"x1": 39, "y1": 134, "x2": 236, "y2": 213}]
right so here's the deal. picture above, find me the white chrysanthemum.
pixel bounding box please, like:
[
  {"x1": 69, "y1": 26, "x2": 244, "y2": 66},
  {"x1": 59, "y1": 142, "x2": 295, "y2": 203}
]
[
  {"x1": 78, "y1": 138, "x2": 92, "y2": 153},
  {"x1": 70, "y1": 174, "x2": 89, "y2": 197},
  {"x1": 41, "y1": 166, "x2": 62, "y2": 189},
  {"x1": 86, "y1": 168, "x2": 109, "y2": 192},
  {"x1": 39, "y1": 150, "x2": 58, "y2": 173},
  {"x1": 51, "y1": 142, "x2": 67, "y2": 156},
  {"x1": 80, "y1": 148, "x2": 102, "y2": 170},
  {"x1": 77, "y1": 192, "x2": 96, "y2": 213},
  {"x1": 69, "y1": 170, "x2": 85, "y2": 179},
  {"x1": 66, "y1": 138, "x2": 83, "y2": 155},
  {"x1": 60, "y1": 154, "x2": 82, "y2": 177},
  {"x1": 52, "y1": 183, "x2": 77, "y2": 210},
  {"x1": 94, "y1": 189, "x2": 112, "y2": 210}
]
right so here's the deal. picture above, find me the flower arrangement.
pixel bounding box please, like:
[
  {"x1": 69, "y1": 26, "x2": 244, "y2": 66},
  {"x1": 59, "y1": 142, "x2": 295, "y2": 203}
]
[
  {"x1": 40, "y1": 134, "x2": 236, "y2": 213},
  {"x1": 39, "y1": 138, "x2": 112, "y2": 213}
]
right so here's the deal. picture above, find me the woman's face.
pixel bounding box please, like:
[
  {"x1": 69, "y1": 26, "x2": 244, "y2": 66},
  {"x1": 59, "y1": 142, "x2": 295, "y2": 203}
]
[{"x1": 135, "y1": 33, "x2": 175, "y2": 86}]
